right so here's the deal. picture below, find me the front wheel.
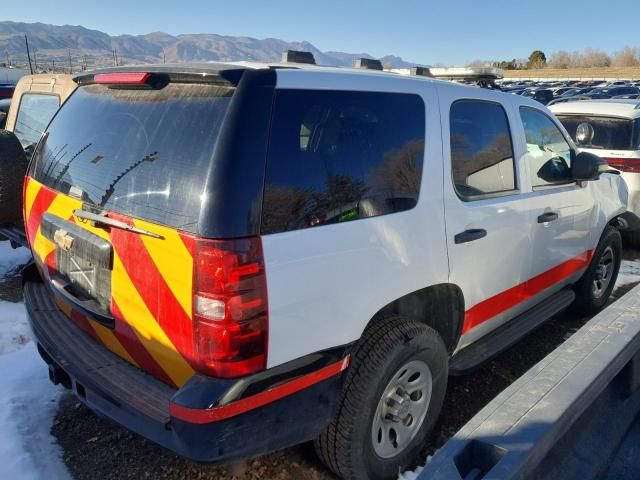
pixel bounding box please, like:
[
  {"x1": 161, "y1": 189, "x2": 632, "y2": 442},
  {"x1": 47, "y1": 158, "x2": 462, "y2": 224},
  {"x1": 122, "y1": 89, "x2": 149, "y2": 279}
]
[
  {"x1": 314, "y1": 316, "x2": 448, "y2": 480},
  {"x1": 571, "y1": 226, "x2": 622, "y2": 316}
]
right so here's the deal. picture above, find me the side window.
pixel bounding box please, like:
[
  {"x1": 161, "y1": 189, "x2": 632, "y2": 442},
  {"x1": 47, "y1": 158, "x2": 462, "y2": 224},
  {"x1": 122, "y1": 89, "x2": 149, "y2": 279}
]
[
  {"x1": 262, "y1": 90, "x2": 425, "y2": 235},
  {"x1": 519, "y1": 107, "x2": 573, "y2": 188},
  {"x1": 14, "y1": 93, "x2": 60, "y2": 150},
  {"x1": 450, "y1": 100, "x2": 516, "y2": 199}
]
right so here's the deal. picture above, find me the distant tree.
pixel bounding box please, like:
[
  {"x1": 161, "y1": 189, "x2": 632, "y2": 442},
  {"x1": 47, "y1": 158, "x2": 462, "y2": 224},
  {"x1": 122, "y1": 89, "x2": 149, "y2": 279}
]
[
  {"x1": 548, "y1": 51, "x2": 572, "y2": 69},
  {"x1": 527, "y1": 50, "x2": 547, "y2": 69},
  {"x1": 582, "y1": 48, "x2": 611, "y2": 68},
  {"x1": 612, "y1": 46, "x2": 640, "y2": 67}
]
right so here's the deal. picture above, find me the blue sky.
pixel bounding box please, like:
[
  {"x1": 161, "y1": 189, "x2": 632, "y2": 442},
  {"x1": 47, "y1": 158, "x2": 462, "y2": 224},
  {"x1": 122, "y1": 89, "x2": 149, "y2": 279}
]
[{"x1": 4, "y1": 0, "x2": 640, "y2": 65}]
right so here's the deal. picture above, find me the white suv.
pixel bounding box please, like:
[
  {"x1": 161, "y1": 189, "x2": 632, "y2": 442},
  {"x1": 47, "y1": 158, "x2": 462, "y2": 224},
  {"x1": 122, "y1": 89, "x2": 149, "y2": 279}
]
[
  {"x1": 550, "y1": 99, "x2": 640, "y2": 243},
  {"x1": 12, "y1": 59, "x2": 627, "y2": 480}
]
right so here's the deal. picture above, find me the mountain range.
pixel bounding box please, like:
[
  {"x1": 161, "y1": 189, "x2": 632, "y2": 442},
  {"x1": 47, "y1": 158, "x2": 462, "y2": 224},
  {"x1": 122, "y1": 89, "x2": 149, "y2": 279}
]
[{"x1": 0, "y1": 21, "x2": 417, "y2": 70}]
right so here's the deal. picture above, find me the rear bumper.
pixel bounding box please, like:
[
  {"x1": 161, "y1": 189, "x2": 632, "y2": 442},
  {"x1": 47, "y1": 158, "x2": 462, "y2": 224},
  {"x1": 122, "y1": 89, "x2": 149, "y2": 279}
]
[{"x1": 24, "y1": 278, "x2": 348, "y2": 464}]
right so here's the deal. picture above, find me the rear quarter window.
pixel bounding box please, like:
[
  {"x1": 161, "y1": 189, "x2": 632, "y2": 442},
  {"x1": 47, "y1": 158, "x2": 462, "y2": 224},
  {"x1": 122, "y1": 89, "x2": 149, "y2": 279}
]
[
  {"x1": 261, "y1": 89, "x2": 425, "y2": 235},
  {"x1": 449, "y1": 100, "x2": 516, "y2": 199}
]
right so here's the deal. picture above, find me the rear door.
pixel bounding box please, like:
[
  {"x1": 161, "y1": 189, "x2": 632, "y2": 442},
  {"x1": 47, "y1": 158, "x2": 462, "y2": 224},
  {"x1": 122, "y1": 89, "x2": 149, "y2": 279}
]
[
  {"x1": 25, "y1": 79, "x2": 235, "y2": 387},
  {"x1": 438, "y1": 89, "x2": 533, "y2": 349}
]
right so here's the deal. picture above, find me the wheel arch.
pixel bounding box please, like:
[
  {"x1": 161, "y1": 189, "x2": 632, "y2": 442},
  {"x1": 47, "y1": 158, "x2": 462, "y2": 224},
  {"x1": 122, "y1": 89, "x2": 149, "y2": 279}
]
[{"x1": 364, "y1": 283, "x2": 465, "y2": 355}]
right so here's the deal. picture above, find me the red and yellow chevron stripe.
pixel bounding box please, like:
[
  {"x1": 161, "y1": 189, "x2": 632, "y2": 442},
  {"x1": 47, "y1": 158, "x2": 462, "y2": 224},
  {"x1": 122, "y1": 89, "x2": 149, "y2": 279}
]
[{"x1": 25, "y1": 177, "x2": 197, "y2": 387}]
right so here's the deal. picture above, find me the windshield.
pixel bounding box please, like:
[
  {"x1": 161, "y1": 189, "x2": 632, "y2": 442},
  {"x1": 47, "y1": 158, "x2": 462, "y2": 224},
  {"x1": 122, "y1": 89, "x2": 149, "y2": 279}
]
[
  {"x1": 557, "y1": 115, "x2": 638, "y2": 151},
  {"x1": 31, "y1": 82, "x2": 233, "y2": 233}
]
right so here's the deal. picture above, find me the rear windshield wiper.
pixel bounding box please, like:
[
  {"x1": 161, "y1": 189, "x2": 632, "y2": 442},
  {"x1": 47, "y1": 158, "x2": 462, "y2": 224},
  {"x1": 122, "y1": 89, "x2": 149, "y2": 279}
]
[{"x1": 73, "y1": 209, "x2": 164, "y2": 239}]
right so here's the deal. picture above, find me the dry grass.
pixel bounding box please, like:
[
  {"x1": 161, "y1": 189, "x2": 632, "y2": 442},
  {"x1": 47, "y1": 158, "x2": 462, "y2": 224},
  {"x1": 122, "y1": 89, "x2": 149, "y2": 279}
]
[{"x1": 504, "y1": 67, "x2": 640, "y2": 79}]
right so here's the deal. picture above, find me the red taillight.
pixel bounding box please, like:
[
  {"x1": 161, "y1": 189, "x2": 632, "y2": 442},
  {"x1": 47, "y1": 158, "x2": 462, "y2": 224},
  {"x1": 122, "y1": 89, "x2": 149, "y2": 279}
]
[
  {"x1": 193, "y1": 237, "x2": 268, "y2": 378},
  {"x1": 94, "y1": 72, "x2": 151, "y2": 85},
  {"x1": 605, "y1": 158, "x2": 640, "y2": 173}
]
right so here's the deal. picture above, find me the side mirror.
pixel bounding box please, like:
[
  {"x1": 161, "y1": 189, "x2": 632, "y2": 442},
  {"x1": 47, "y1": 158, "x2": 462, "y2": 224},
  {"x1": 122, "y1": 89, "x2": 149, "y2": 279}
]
[{"x1": 571, "y1": 151, "x2": 614, "y2": 181}]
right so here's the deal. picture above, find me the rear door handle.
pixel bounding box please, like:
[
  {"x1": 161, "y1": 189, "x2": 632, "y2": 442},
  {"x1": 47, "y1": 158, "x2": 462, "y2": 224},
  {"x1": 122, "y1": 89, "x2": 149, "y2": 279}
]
[
  {"x1": 454, "y1": 228, "x2": 487, "y2": 244},
  {"x1": 537, "y1": 212, "x2": 559, "y2": 223}
]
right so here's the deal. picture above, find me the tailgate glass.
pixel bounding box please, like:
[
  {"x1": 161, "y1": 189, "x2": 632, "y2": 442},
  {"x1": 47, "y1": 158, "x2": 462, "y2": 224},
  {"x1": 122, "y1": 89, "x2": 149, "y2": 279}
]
[{"x1": 31, "y1": 83, "x2": 233, "y2": 233}]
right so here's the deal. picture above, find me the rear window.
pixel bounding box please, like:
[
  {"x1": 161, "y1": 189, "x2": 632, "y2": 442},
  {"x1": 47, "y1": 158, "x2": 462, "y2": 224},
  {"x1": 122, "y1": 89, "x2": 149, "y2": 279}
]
[
  {"x1": 261, "y1": 89, "x2": 425, "y2": 235},
  {"x1": 31, "y1": 83, "x2": 233, "y2": 232},
  {"x1": 15, "y1": 93, "x2": 60, "y2": 149},
  {"x1": 557, "y1": 115, "x2": 638, "y2": 151}
]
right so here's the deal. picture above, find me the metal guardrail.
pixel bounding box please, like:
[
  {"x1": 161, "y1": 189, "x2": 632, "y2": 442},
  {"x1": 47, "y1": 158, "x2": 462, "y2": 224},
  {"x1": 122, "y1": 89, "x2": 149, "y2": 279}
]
[{"x1": 420, "y1": 283, "x2": 640, "y2": 480}]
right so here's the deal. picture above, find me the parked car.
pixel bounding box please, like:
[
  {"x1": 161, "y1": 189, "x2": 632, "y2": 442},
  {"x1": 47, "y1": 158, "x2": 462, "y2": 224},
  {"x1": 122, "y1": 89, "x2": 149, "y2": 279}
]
[
  {"x1": 522, "y1": 88, "x2": 554, "y2": 104},
  {"x1": 0, "y1": 98, "x2": 10, "y2": 129},
  {"x1": 0, "y1": 73, "x2": 76, "y2": 245},
  {"x1": 5, "y1": 61, "x2": 627, "y2": 480},
  {"x1": 0, "y1": 83, "x2": 14, "y2": 99},
  {"x1": 613, "y1": 93, "x2": 640, "y2": 100},
  {"x1": 590, "y1": 86, "x2": 640, "y2": 99},
  {"x1": 560, "y1": 87, "x2": 596, "y2": 98},
  {"x1": 552, "y1": 87, "x2": 574, "y2": 97},
  {"x1": 550, "y1": 99, "x2": 640, "y2": 245}
]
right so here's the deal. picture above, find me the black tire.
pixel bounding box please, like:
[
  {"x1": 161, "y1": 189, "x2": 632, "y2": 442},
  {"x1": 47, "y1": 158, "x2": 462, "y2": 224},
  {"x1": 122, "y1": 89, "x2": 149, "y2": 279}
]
[
  {"x1": 571, "y1": 226, "x2": 622, "y2": 316},
  {"x1": 315, "y1": 316, "x2": 448, "y2": 480},
  {"x1": 0, "y1": 130, "x2": 28, "y2": 224},
  {"x1": 622, "y1": 230, "x2": 640, "y2": 249}
]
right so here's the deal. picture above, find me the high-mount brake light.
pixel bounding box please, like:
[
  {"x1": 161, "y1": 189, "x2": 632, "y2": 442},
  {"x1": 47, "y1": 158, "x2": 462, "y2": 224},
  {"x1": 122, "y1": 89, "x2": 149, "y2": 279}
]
[
  {"x1": 193, "y1": 237, "x2": 268, "y2": 378},
  {"x1": 605, "y1": 158, "x2": 640, "y2": 173},
  {"x1": 94, "y1": 72, "x2": 151, "y2": 85}
]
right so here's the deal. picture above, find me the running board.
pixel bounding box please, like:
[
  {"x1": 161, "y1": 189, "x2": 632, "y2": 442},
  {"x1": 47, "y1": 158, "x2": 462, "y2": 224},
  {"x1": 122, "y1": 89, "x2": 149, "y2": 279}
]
[{"x1": 449, "y1": 289, "x2": 576, "y2": 376}]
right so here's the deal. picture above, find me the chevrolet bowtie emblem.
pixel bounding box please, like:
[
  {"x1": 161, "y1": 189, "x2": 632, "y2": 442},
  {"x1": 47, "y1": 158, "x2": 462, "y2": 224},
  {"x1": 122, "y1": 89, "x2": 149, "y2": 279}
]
[{"x1": 53, "y1": 229, "x2": 75, "y2": 252}]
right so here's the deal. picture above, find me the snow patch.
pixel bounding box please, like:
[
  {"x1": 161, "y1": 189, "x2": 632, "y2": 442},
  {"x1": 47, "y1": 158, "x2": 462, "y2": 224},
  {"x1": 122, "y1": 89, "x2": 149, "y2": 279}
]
[
  {"x1": 0, "y1": 242, "x2": 30, "y2": 277},
  {"x1": 0, "y1": 243, "x2": 69, "y2": 479},
  {"x1": 398, "y1": 456, "x2": 431, "y2": 480},
  {"x1": 615, "y1": 259, "x2": 640, "y2": 289},
  {"x1": 0, "y1": 344, "x2": 70, "y2": 480},
  {"x1": 0, "y1": 300, "x2": 29, "y2": 354}
]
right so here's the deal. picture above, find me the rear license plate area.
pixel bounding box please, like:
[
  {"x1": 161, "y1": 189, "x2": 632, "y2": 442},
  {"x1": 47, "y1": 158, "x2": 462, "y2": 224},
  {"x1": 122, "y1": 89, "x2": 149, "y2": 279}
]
[{"x1": 41, "y1": 213, "x2": 114, "y2": 327}]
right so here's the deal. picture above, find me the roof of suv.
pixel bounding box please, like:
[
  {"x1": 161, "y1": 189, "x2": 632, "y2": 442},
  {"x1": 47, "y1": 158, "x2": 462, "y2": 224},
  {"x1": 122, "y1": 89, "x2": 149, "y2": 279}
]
[
  {"x1": 79, "y1": 61, "x2": 538, "y2": 107},
  {"x1": 549, "y1": 99, "x2": 640, "y2": 119}
]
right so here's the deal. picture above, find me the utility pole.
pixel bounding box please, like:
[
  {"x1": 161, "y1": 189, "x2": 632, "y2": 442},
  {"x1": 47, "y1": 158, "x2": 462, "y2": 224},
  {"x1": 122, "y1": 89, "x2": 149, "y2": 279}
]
[
  {"x1": 5, "y1": 51, "x2": 9, "y2": 68},
  {"x1": 24, "y1": 35, "x2": 33, "y2": 74},
  {"x1": 163, "y1": 50, "x2": 166, "y2": 64},
  {"x1": 68, "y1": 49, "x2": 72, "y2": 74}
]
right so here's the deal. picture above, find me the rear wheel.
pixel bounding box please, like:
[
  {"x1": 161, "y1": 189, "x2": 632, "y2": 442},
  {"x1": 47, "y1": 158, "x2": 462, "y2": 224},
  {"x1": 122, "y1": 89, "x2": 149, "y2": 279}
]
[
  {"x1": 571, "y1": 226, "x2": 622, "y2": 316},
  {"x1": 315, "y1": 316, "x2": 448, "y2": 480},
  {"x1": 0, "y1": 130, "x2": 27, "y2": 224}
]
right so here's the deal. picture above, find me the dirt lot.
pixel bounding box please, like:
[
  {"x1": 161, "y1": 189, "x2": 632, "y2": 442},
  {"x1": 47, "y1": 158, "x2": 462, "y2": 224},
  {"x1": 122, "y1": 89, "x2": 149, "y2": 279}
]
[
  {"x1": 503, "y1": 66, "x2": 640, "y2": 79},
  {"x1": 2, "y1": 246, "x2": 639, "y2": 480}
]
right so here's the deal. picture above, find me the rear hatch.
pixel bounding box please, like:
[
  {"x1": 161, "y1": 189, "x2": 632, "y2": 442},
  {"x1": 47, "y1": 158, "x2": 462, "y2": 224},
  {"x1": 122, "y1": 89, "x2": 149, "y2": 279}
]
[
  {"x1": 25, "y1": 69, "x2": 272, "y2": 387},
  {"x1": 556, "y1": 114, "x2": 640, "y2": 171}
]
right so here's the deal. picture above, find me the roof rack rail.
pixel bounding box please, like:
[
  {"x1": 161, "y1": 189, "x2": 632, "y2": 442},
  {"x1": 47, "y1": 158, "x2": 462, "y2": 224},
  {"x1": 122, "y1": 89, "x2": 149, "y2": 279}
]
[
  {"x1": 354, "y1": 58, "x2": 383, "y2": 71},
  {"x1": 410, "y1": 66, "x2": 433, "y2": 77},
  {"x1": 281, "y1": 50, "x2": 316, "y2": 65}
]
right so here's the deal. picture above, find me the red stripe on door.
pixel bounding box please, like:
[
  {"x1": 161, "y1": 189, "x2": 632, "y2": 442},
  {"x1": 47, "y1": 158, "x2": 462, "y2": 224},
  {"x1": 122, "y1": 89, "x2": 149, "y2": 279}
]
[{"x1": 462, "y1": 249, "x2": 594, "y2": 334}]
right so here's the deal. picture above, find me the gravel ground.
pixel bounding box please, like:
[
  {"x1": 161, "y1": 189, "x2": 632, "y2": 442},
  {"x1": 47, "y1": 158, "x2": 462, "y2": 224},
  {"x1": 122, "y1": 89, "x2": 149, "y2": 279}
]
[{"x1": 3, "y1": 245, "x2": 639, "y2": 480}]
